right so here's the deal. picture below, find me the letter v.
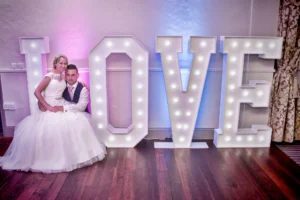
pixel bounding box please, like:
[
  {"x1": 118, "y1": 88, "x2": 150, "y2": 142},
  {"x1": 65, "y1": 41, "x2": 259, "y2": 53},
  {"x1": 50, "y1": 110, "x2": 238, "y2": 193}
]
[{"x1": 155, "y1": 36, "x2": 216, "y2": 148}]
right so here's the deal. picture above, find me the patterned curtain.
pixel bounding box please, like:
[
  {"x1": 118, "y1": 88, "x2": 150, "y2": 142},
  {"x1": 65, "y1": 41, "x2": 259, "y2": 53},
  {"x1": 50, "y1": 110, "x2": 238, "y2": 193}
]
[{"x1": 268, "y1": 0, "x2": 300, "y2": 143}]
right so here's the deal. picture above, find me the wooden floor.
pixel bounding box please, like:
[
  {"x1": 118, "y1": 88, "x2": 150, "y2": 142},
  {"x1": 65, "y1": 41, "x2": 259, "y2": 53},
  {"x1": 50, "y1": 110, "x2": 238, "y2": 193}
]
[{"x1": 0, "y1": 139, "x2": 300, "y2": 200}]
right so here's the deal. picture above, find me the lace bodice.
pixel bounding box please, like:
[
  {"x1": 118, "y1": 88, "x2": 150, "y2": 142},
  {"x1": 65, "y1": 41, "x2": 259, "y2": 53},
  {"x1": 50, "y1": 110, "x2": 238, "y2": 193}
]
[{"x1": 43, "y1": 72, "x2": 66, "y2": 106}]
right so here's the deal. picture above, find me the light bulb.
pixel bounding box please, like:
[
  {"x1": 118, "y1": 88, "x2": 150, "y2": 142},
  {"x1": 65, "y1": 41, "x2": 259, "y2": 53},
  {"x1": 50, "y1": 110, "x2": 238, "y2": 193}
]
[
  {"x1": 231, "y1": 42, "x2": 238, "y2": 48},
  {"x1": 137, "y1": 56, "x2": 144, "y2": 61},
  {"x1": 230, "y1": 70, "x2": 236, "y2": 76},
  {"x1": 230, "y1": 56, "x2": 237, "y2": 62},
  {"x1": 269, "y1": 42, "x2": 275, "y2": 49},
  {"x1": 137, "y1": 84, "x2": 143, "y2": 89},
  {"x1": 167, "y1": 55, "x2": 173, "y2": 61},
  {"x1": 259, "y1": 136, "x2": 264, "y2": 142},
  {"x1": 137, "y1": 110, "x2": 143, "y2": 116},
  {"x1": 248, "y1": 136, "x2": 253, "y2": 141},
  {"x1": 137, "y1": 97, "x2": 143, "y2": 103},
  {"x1": 225, "y1": 136, "x2": 231, "y2": 141},
  {"x1": 32, "y1": 57, "x2": 38, "y2": 62},
  {"x1": 179, "y1": 136, "x2": 185, "y2": 142},
  {"x1": 228, "y1": 97, "x2": 234, "y2": 103},
  {"x1": 137, "y1": 123, "x2": 143, "y2": 128},
  {"x1": 186, "y1": 111, "x2": 191, "y2": 116},
  {"x1": 171, "y1": 83, "x2": 177, "y2": 89},
  {"x1": 109, "y1": 136, "x2": 115, "y2": 141},
  {"x1": 200, "y1": 41, "x2": 207, "y2": 47},
  {"x1": 107, "y1": 41, "x2": 113, "y2": 47},
  {"x1": 137, "y1": 70, "x2": 143, "y2": 76},
  {"x1": 236, "y1": 136, "x2": 242, "y2": 141},
  {"x1": 173, "y1": 97, "x2": 179, "y2": 103},
  {"x1": 96, "y1": 70, "x2": 101, "y2": 75},
  {"x1": 165, "y1": 40, "x2": 171, "y2": 46},
  {"x1": 243, "y1": 91, "x2": 249, "y2": 96},
  {"x1": 97, "y1": 98, "x2": 103, "y2": 103},
  {"x1": 256, "y1": 42, "x2": 263, "y2": 48},
  {"x1": 226, "y1": 111, "x2": 233, "y2": 117},
  {"x1": 175, "y1": 111, "x2": 181, "y2": 116},
  {"x1": 126, "y1": 136, "x2": 132, "y2": 141},
  {"x1": 169, "y1": 70, "x2": 175, "y2": 75},
  {"x1": 94, "y1": 56, "x2": 101, "y2": 62},
  {"x1": 31, "y1": 43, "x2": 36, "y2": 48},
  {"x1": 188, "y1": 98, "x2": 194, "y2": 103},
  {"x1": 244, "y1": 42, "x2": 251, "y2": 48},
  {"x1": 257, "y1": 91, "x2": 263, "y2": 96},
  {"x1": 191, "y1": 84, "x2": 197, "y2": 90},
  {"x1": 124, "y1": 41, "x2": 130, "y2": 47},
  {"x1": 183, "y1": 124, "x2": 189, "y2": 130},
  {"x1": 198, "y1": 56, "x2": 204, "y2": 62},
  {"x1": 33, "y1": 71, "x2": 39, "y2": 76},
  {"x1": 194, "y1": 70, "x2": 201, "y2": 76},
  {"x1": 228, "y1": 84, "x2": 235, "y2": 90},
  {"x1": 226, "y1": 123, "x2": 232, "y2": 129},
  {"x1": 177, "y1": 124, "x2": 182, "y2": 129},
  {"x1": 98, "y1": 124, "x2": 104, "y2": 129},
  {"x1": 97, "y1": 111, "x2": 103, "y2": 116},
  {"x1": 96, "y1": 85, "x2": 102, "y2": 90}
]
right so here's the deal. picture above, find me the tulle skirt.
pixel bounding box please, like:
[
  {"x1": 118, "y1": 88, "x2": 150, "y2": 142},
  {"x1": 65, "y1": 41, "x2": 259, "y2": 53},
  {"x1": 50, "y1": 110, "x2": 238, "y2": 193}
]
[{"x1": 0, "y1": 111, "x2": 106, "y2": 173}]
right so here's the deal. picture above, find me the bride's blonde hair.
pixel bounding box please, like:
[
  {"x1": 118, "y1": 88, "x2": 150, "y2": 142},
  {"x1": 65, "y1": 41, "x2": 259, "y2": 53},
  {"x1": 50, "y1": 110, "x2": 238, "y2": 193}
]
[{"x1": 53, "y1": 54, "x2": 68, "y2": 69}]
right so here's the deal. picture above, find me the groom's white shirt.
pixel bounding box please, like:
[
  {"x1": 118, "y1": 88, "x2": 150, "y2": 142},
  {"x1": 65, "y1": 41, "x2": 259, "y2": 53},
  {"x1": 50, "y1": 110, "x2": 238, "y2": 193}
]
[{"x1": 63, "y1": 81, "x2": 89, "y2": 112}]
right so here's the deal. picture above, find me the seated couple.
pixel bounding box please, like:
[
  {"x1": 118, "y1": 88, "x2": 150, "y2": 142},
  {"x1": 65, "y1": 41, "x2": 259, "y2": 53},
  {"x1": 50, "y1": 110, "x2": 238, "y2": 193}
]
[{"x1": 0, "y1": 54, "x2": 106, "y2": 173}]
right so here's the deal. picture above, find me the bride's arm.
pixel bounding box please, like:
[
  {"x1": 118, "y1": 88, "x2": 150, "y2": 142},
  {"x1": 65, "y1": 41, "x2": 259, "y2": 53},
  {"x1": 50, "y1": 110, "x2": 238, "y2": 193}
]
[{"x1": 34, "y1": 77, "x2": 55, "y2": 112}]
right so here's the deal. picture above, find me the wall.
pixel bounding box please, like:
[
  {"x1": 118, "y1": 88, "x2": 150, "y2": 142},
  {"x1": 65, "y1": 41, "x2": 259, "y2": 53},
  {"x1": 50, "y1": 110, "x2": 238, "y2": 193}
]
[{"x1": 0, "y1": 0, "x2": 280, "y2": 137}]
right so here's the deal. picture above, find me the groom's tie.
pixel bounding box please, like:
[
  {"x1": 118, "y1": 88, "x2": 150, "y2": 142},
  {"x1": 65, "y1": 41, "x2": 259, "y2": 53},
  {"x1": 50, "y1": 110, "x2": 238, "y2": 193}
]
[{"x1": 68, "y1": 85, "x2": 74, "y2": 100}]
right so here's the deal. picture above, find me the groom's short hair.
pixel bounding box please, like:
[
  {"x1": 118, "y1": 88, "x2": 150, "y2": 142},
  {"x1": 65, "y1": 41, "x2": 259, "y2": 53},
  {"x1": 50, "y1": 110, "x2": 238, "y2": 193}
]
[{"x1": 66, "y1": 64, "x2": 78, "y2": 73}]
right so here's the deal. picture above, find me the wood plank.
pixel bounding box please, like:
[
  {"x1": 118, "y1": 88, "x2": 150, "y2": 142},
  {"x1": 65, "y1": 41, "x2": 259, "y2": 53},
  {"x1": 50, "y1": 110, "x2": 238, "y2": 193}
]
[
  {"x1": 107, "y1": 149, "x2": 127, "y2": 200},
  {"x1": 93, "y1": 148, "x2": 119, "y2": 200},
  {"x1": 81, "y1": 157, "x2": 108, "y2": 200},
  {"x1": 0, "y1": 169, "x2": 14, "y2": 189},
  {"x1": 200, "y1": 147, "x2": 238, "y2": 199},
  {"x1": 134, "y1": 142, "x2": 149, "y2": 200},
  {"x1": 41, "y1": 173, "x2": 69, "y2": 200},
  {"x1": 0, "y1": 171, "x2": 29, "y2": 199},
  {"x1": 155, "y1": 149, "x2": 172, "y2": 200},
  {"x1": 16, "y1": 173, "x2": 45, "y2": 200},
  {"x1": 122, "y1": 149, "x2": 136, "y2": 200},
  {"x1": 246, "y1": 148, "x2": 300, "y2": 199},
  {"x1": 29, "y1": 174, "x2": 58, "y2": 200},
  {"x1": 164, "y1": 149, "x2": 185, "y2": 200},
  {"x1": 231, "y1": 148, "x2": 288, "y2": 200}
]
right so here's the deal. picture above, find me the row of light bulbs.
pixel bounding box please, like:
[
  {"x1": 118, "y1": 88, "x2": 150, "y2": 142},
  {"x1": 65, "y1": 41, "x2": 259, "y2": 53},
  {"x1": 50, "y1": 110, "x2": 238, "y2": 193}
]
[
  {"x1": 230, "y1": 41, "x2": 276, "y2": 49},
  {"x1": 224, "y1": 135, "x2": 265, "y2": 142},
  {"x1": 29, "y1": 40, "x2": 276, "y2": 51},
  {"x1": 161, "y1": 40, "x2": 276, "y2": 50}
]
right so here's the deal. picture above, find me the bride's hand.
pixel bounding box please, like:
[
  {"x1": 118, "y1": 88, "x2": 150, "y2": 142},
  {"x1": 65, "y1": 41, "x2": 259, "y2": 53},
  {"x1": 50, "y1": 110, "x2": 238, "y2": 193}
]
[
  {"x1": 80, "y1": 81, "x2": 89, "y2": 90},
  {"x1": 46, "y1": 105, "x2": 56, "y2": 112}
]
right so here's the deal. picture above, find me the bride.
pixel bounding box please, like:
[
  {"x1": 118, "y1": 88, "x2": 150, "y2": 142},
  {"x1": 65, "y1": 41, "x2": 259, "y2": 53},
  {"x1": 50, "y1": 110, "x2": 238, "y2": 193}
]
[{"x1": 0, "y1": 54, "x2": 106, "y2": 173}]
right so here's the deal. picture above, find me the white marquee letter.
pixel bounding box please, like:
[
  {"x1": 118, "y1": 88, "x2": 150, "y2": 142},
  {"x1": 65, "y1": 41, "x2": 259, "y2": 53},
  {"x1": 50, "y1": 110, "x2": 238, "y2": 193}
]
[
  {"x1": 156, "y1": 36, "x2": 216, "y2": 148},
  {"x1": 89, "y1": 36, "x2": 149, "y2": 147},
  {"x1": 19, "y1": 37, "x2": 50, "y2": 114},
  {"x1": 214, "y1": 36, "x2": 283, "y2": 148}
]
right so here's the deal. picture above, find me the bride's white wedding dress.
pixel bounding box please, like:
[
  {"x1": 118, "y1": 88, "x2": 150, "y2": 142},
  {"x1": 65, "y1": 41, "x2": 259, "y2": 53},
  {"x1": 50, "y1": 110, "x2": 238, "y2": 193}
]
[{"x1": 0, "y1": 72, "x2": 106, "y2": 173}]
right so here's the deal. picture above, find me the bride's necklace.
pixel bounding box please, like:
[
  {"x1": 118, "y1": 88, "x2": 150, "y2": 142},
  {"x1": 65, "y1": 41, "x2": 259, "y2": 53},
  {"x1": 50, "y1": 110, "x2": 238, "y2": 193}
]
[{"x1": 52, "y1": 73, "x2": 63, "y2": 81}]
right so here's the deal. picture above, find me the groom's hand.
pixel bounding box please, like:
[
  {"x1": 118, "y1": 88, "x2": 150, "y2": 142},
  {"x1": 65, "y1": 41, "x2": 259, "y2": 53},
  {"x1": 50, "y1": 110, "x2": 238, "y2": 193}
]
[
  {"x1": 38, "y1": 101, "x2": 47, "y2": 112},
  {"x1": 54, "y1": 106, "x2": 64, "y2": 112}
]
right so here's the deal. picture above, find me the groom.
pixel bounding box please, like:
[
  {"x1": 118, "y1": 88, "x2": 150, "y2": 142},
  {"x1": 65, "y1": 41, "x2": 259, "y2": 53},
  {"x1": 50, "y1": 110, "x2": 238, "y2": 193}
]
[{"x1": 39, "y1": 64, "x2": 89, "y2": 112}]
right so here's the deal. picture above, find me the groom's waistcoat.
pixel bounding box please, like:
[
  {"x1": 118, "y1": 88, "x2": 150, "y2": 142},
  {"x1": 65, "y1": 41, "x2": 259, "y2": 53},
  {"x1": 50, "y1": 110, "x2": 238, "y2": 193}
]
[{"x1": 63, "y1": 82, "x2": 89, "y2": 113}]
